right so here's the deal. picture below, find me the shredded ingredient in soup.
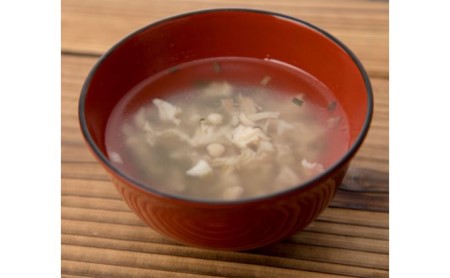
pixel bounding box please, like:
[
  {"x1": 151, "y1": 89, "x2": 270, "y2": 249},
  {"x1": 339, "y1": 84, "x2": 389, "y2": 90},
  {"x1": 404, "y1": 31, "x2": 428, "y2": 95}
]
[{"x1": 105, "y1": 57, "x2": 349, "y2": 200}]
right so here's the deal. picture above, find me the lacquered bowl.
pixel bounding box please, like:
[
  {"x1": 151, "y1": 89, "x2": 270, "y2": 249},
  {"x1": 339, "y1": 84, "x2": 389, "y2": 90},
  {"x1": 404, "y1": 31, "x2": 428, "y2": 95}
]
[{"x1": 79, "y1": 9, "x2": 373, "y2": 251}]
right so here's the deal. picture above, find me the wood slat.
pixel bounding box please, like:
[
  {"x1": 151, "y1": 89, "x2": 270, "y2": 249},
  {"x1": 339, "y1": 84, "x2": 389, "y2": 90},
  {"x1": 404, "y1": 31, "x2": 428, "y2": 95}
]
[
  {"x1": 62, "y1": 259, "x2": 223, "y2": 278},
  {"x1": 62, "y1": 161, "x2": 109, "y2": 181},
  {"x1": 61, "y1": 275, "x2": 93, "y2": 278},
  {"x1": 63, "y1": 195, "x2": 125, "y2": 210},
  {"x1": 319, "y1": 207, "x2": 388, "y2": 229},
  {"x1": 62, "y1": 0, "x2": 388, "y2": 77},
  {"x1": 341, "y1": 167, "x2": 388, "y2": 193},
  {"x1": 252, "y1": 242, "x2": 388, "y2": 270},
  {"x1": 306, "y1": 221, "x2": 388, "y2": 241},
  {"x1": 331, "y1": 190, "x2": 388, "y2": 212},
  {"x1": 287, "y1": 231, "x2": 387, "y2": 254},
  {"x1": 62, "y1": 206, "x2": 144, "y2": 228},
  {"x1": 62, "y1": 244, "x2": 351, "y2": 278},
  {"x1": 62, "y1": 220, "x2": 387, "y2": 276},
  {"x1": 347, "y1": 158, "x2": 388, "y2": 175},
  {"x1": 62, "y1": 234, "x2": 388, "y2": 278},
  {"x1": 62, "y1": 178, "x2": 121, "y2": 200}
]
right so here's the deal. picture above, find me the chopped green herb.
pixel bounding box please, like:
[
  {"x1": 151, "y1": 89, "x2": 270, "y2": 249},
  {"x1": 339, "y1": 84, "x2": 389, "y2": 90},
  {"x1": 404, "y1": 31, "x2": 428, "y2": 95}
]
[
  {"x1": 213, "y1": 61, "x2": 222, "y2": 73},
  {"x1": 292, "y1": 97, "x2": 304, "y2": 107},
  {"x1": 168, "y1": 66, "x2": 180, "y2": 73},
  {"x1": 327, "y1": 101, "x2": 337, "y2": 112}
]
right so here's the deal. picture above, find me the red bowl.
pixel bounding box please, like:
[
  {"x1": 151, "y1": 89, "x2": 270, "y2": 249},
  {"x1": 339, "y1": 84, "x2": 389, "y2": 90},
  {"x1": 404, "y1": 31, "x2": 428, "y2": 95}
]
[{"x1": 79, "y1": 9, "x2": 373, "y2": 251}]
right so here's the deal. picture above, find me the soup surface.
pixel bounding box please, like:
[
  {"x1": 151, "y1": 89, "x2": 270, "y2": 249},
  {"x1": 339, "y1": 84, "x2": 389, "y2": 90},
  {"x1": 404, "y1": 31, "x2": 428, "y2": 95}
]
[{"x1": 105, "y1": 57, "x2": 349, "y2": 200}]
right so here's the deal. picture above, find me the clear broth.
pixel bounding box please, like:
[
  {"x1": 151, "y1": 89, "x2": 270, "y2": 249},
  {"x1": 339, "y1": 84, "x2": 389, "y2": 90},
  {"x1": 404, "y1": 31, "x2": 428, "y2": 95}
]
[{"x1": 105, "y1": 57, "x2": 349, "y2": 200}]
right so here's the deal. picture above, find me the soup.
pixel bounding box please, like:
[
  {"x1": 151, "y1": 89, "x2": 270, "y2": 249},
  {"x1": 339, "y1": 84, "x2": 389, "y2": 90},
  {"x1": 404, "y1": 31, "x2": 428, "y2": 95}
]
[{"x1": 105, "y1": 57, "x2": 349, "y2": 200}]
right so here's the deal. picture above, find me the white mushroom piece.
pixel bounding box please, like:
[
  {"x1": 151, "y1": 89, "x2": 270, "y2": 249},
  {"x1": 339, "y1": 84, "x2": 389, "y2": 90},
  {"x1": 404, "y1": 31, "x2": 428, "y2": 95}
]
[
  {"x1": 186, "y1": 160, "x2": 213, "y2": 177},
  {"x1": 152, "y1": 98, "x2": 182, "y2": 125},
  {"x1": 206, "y1": 113, "x2": 224, "y2": 125},
  {"x1": 237, "y1": 94, "x2": 261, "y2": 114},
  {"x1": 133, "y1": 107, "x2": 147, "y2": 129},
  {"x1": 301, "y1": 159, "x2": 325, "y2": 172},
  {"x1": 231, "y1": 124, "x2": 270, "y2": 149},
  {"x1": 247, "y1": 111, "x2": 280, "y2": 122},
  {"x1": 190, "y1": 123, "x2": 231, "y2": 147},
  {"x1": 207, "y1": 143, "x2": 226, "y2": 157},
  {"x1": 238, "y1": 112, "x2": 256, "y2": 126}
]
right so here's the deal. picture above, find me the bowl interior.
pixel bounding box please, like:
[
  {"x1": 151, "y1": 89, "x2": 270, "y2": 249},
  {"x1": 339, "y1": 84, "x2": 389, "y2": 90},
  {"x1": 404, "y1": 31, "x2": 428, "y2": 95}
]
[{"x1": 80, "y1": 9, "x2": 372, "y2": 199}]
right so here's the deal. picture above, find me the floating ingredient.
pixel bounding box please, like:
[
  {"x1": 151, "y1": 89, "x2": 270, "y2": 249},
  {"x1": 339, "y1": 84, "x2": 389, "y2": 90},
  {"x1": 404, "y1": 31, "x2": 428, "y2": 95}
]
[
  {"x1": 327, "y1": 101, "x2": 337, "y2": 112},
  {"x1": 186, "y1": 160, "x2": 213, "y2": 177},
  {"x1": 153, "y1": 98, "x2": 182, "y2": 125},
  {"x1": 260, "y1": 75, "x2": 271, "y2": 86},
  {"x1": 292, "y1": 94, "x2": 305, "y2": 107}
]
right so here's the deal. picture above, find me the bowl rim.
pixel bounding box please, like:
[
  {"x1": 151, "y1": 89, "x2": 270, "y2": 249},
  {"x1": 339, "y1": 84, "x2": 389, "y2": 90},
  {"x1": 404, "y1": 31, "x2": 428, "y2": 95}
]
[{"x1": 78, "y1": 8, "x2": 374, "y2": 206}]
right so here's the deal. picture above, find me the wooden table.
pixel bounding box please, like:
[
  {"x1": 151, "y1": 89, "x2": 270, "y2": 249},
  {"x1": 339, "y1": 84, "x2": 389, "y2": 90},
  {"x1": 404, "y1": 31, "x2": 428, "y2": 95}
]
[{"x1": 62, "y1": 0, "x2": 389, "y2": 277}]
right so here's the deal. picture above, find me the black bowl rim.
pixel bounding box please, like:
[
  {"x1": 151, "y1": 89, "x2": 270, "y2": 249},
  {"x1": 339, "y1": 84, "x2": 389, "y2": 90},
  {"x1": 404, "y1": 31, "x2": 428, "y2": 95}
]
[{"x1": 78, "y1": 8, "x2": 374, "y2": 206}]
